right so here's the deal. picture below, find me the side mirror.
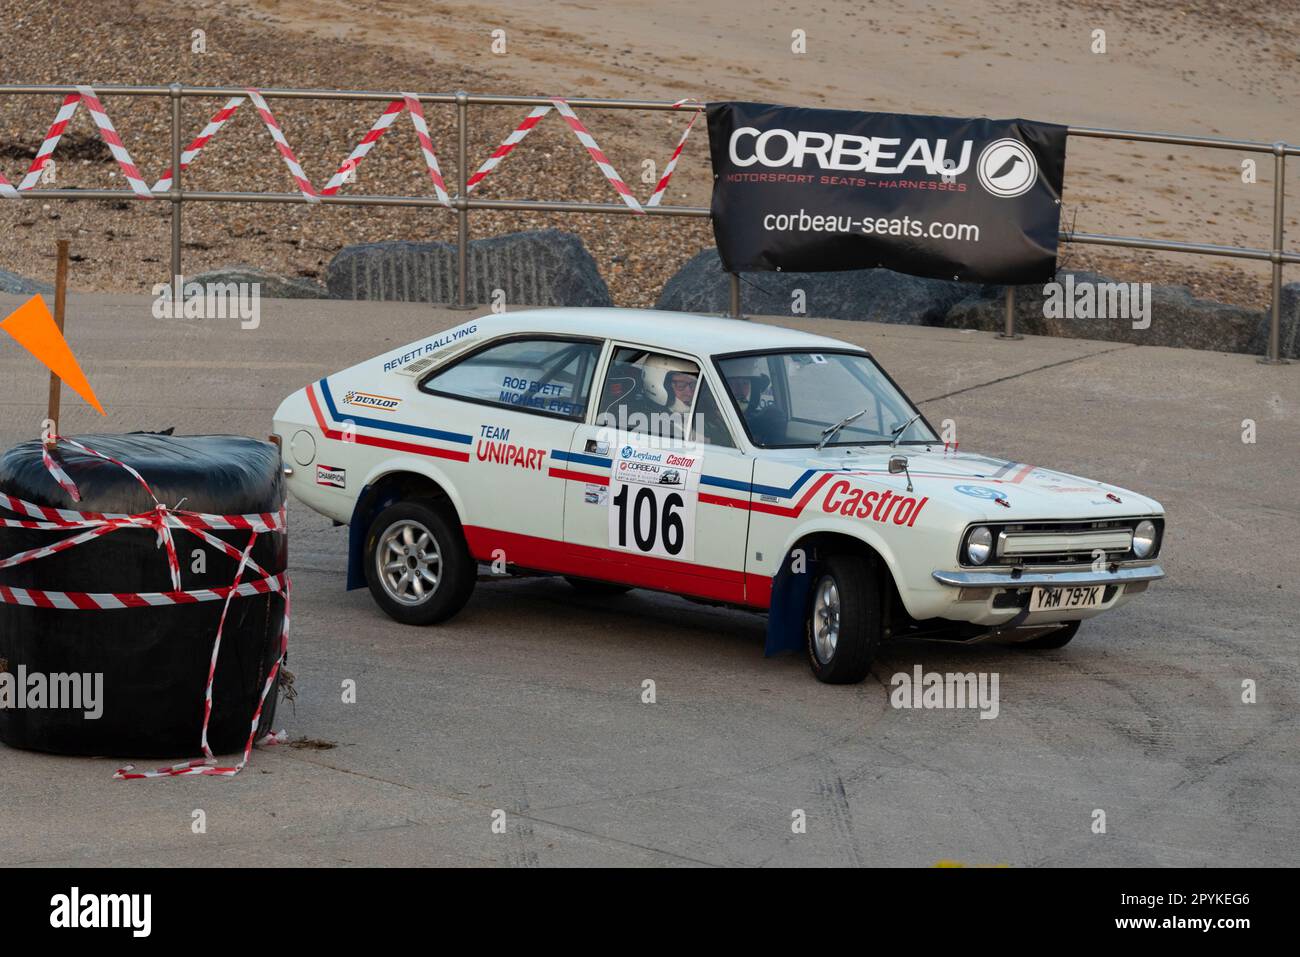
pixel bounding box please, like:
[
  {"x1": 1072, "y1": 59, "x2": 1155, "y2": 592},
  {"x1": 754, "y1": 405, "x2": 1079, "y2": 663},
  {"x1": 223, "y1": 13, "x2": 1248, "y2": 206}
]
[{"x1": 888, "y1": 454, "x2": 908, "y2": 474}]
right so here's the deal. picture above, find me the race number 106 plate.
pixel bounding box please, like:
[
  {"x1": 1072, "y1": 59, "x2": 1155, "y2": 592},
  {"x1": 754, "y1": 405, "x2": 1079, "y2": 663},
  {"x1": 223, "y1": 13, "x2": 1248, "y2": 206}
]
[
  {"x1": 607, "y1": 442, "x2": 703, "y2": 561},
  {"x1": 1030, "y1": 585, "x2": 1104, "y2": 612}
]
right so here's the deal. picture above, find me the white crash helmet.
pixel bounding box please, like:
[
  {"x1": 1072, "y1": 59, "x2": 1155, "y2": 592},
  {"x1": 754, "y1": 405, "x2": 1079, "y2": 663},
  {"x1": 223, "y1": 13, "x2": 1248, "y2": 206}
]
[
  {"x1": 641, "y1": 354, "x2": 698, "y2": 406},
  {"x1": 723, "y1": 357, "x2": 769, "y2": 405}
]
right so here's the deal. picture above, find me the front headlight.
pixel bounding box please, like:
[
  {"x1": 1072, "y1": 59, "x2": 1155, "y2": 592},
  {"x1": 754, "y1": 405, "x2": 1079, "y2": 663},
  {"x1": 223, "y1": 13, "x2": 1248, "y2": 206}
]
[
  {"x1": 966, "y1": 526, "x2": 993, "y2": 564},
  {"x1": 1132, "y1": 520, "x2": 1157, "y2": 558}
]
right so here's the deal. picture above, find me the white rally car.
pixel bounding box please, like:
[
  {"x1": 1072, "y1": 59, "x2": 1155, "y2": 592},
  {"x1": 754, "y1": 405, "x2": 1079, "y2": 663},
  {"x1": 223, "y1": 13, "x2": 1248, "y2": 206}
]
[{"x1": 272, "y1": 308, "x2": 1165, "y2": 683}]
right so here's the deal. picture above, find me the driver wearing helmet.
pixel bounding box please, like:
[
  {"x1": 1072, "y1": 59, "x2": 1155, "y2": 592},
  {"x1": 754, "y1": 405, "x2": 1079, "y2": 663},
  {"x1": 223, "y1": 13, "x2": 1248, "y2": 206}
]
[
  {"x1": 640, "y1": 354, "x2": 699, "y2": 440},
  {"x1": 729, "y1": 375, "x2": 755, "y2": 412},
  {"x1": 724, "y1": 359, "x2": 784, "y2": 444}
]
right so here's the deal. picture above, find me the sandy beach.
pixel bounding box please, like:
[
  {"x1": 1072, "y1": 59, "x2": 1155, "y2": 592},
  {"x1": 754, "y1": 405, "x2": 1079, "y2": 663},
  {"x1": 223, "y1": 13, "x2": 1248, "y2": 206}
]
[{"x1": 0, "y1": 0, "x2": 1296, "y2": 306}]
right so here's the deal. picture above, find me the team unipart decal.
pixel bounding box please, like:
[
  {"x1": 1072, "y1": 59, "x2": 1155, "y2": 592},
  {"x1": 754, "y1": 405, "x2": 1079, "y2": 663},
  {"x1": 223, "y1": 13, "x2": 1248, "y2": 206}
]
[
  {"x1": 821, "y1": 480, "x2": 928, "y2": 527},
  {"x1": 315, "y1": 464, "x2": 346, "y2": 488},
  {"x1": 384, "y1": 323, "x2": 479, "y2": 373},
  {"x1": 343, "y1": 389, "x2": 401, "y2": 412},
  {"x1": 476, "y1": 424, "x2": 545, "y2": 470}
]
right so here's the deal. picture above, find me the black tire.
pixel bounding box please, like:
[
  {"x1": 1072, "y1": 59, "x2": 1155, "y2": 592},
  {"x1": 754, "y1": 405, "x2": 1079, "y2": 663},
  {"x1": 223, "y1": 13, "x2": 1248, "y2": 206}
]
[
  {"x1": 1014, "y1": 620, "x2": 1081, "y2": 650},
  {"x1": 564, "y1": 576, "x2": 633, "y2": 596},
  {"x1": 363, "y1": 498, "x2": 475, "y2": 626},
  {"x1": 805, "y1": 553, "x2": 882, "y2": 684}
]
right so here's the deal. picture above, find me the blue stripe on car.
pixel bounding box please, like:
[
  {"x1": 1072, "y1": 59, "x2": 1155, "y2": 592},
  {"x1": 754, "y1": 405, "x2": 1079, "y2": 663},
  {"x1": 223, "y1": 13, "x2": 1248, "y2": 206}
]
[
  {"x1": 319, "y1": 378, "x2": 473, "y2": 444},
  {"x1": 551, "y1": 449, "x2": 613, "y2": 468}
]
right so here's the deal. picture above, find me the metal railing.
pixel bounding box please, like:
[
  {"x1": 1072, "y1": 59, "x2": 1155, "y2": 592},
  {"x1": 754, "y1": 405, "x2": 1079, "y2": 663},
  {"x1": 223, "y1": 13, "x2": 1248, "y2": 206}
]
[{"x1": 0, "y1": 83, "x2": 1294, "y2": 363}]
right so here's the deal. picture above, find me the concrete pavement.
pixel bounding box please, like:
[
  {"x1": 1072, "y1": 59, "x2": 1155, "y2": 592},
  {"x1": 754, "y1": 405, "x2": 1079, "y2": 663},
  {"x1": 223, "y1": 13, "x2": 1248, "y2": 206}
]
[{"x1": 0, "y1": 294, "x2": 1296, "y2": 866}]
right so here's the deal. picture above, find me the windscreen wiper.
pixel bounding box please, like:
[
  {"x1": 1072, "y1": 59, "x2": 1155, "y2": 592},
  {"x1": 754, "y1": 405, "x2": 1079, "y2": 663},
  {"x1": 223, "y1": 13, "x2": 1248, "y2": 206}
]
[
  {"x1": 890, "y1": 412, "x2": 924, "y2": 448},
  {"x1": 817, "y1": 408, "x2": 869, "y2": 450}
]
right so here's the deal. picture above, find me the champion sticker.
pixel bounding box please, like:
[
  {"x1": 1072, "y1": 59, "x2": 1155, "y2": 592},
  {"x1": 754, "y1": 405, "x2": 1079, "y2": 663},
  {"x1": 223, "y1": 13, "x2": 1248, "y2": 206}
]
[{"x1": 316, "y1": 464, "x2": 346, "y2": 489}]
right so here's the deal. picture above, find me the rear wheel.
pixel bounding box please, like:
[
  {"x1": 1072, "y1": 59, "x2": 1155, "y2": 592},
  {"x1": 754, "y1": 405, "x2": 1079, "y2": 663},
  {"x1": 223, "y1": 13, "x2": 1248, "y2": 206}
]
[
  {"x1": 364, "y1": 499, "x2": 475, "y2": 625},
  {"x1": 564, "y1": 576, "x2": 633, "y2": 596},
  {"x1": 805, "y1": 553, "x2": 882, "y2": 684},
  {"x1": 1014, "y1": 620, "x2": 1080, "y2": 650}
]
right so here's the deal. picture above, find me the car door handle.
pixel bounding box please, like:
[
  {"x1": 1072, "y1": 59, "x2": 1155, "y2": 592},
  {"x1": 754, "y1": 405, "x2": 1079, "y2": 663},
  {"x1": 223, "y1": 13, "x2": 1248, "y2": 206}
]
[{"x1": 585, "y1": 439, "x2": 600, "y2": 453}]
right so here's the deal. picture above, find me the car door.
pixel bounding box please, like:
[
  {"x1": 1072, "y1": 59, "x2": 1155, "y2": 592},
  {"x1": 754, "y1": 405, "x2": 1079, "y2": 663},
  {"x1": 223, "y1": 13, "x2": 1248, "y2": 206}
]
[
  {"x1": 418, "y1": 334, "x2": 603, "y2": 563},
  {"x1": 559, "y1": 343, "x2": 756, "y2": 605}
]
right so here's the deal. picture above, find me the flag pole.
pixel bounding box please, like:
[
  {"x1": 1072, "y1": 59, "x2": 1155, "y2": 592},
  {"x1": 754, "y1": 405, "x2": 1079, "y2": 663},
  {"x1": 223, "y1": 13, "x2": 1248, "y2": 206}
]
[{"x1": 44, "y1": 239, "x2": 70, "y2": 448}]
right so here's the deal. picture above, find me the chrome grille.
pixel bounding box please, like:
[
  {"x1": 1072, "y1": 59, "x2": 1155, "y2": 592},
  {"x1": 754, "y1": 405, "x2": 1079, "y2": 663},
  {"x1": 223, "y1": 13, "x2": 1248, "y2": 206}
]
[
  {"x1": 960, "y1": 517, "x2": 1162, "y2": 567},
  {"x1": 997, "y1": 528, "x2": 1133, "y2": 560}
]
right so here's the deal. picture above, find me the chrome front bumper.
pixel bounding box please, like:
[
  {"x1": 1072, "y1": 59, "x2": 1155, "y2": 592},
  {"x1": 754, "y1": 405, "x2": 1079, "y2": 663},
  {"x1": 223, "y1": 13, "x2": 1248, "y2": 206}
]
[{"x1": 932, "y1": 564, "x2": 1165, "y2": 588}]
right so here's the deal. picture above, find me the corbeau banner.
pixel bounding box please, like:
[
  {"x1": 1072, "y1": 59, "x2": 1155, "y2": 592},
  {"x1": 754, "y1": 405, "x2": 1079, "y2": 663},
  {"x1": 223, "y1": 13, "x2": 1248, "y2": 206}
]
[{"x1": 707, "y1": 102, "x2": 1068, "y2": 284}]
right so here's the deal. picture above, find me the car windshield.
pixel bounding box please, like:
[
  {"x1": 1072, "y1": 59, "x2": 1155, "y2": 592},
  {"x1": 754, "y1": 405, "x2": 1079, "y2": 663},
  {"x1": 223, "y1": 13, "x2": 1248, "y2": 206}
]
[{"x1": 717, "y1": 351, "x2": 937, "y2": 448}]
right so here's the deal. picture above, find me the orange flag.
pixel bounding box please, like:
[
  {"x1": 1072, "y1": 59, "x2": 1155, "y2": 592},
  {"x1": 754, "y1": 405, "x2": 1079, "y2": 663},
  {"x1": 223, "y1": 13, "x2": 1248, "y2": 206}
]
[{"x1": 0, "y1": 295, "x2": 105, "y2": 415}]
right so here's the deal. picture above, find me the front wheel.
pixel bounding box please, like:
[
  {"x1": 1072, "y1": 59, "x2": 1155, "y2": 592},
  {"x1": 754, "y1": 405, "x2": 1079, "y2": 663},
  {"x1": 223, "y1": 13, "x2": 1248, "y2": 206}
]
[
  {"x1": 805, "y1": 553, "x2": 882, "y2": 684},
  {"x1": 364, "y1": 499, "x2": 475, "y2": 626}
]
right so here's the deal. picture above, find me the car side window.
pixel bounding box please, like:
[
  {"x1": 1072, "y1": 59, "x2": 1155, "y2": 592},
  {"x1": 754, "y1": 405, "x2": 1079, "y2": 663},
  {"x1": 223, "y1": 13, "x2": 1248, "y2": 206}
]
[
  {"x1": 595, "y1": 347, "x2": 702, "y2": 440},
  {"x1": 422, "y1": 337, "x2": 600, "y2": 421},
  {"x1": 688, "y1": 379, "x2": 737, "y2": 450}
]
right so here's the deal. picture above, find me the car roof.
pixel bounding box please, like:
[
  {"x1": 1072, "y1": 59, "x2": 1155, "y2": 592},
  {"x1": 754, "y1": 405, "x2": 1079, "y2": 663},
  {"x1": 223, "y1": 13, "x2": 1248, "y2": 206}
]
[{"x1": 478, "y1": 307, "x2": 864, "y2": 357}]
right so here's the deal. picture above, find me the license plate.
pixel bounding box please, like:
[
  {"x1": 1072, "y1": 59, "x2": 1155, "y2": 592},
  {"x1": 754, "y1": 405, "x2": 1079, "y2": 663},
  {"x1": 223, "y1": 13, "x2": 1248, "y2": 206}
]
[{"x1": 1029, "y1": 585, "x2": 1103, "y2": 612}]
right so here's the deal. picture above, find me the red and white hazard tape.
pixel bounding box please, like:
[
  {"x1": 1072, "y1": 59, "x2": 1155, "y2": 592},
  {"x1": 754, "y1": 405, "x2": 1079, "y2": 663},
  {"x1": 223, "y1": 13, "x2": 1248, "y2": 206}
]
[
  {"x1": 1, "y1": 85, "x2": 702, "y2": 213},
  {"x1": 13, "y1": 93, "x2": 80, "y2": 194},
  {"x1": 74, "y1": 86, "x2": 154, "y2": 198},
  {"x1": 466, "y1": 99, "x2": 645, "y2": 211},
  {"x1": 318, "y1": 93, "x2": 451, "y2": 205},
  {"x1": 115, "y1": 577, "x2": 290, "y2": 779},
  {"x1": 0, "y1": 88, "x2": 152, "y2": 200},
  {"x1": 0, "y1": 488, "x2": 285, "y2": 534},
  {"x1": 647, "y1": 100, "x2": 703, "y2": 207},
  {"x1": 244, "y1": 89, "x2": 320, "y2": 202},
  {"x1": 151, "y1": 96, "x2": 245, "y2": 193},
  {"x1": 0, "y1": 436, "x2": 290, "y2": 778},
  {"x1": 465, "y1": 104, "x2": 552, "y2": 192},
  {"x1": 467, "y1": 97, "x2": 700, "y2": 209},
  {"x1": 0, "y1": 510, "x2": 272, "y2": 583},
  {"x1": 551, "y1": 99, "x2": 643, "y2": 212},
  {"x1": 318, "y1": 98, "x2": 406, "y2": 196},
  {"x1": 40, "y1": 442, "x2": 82, "y2": 502},
  {"x1": 0, "y1": 572, "x2": 287, "y2": 610},
  {"x1": 150, "y1": 91, "x2": 453, "y2": 205},
  {"x1": 400, "y1": 93, "x2": 451, "y2": 206}
]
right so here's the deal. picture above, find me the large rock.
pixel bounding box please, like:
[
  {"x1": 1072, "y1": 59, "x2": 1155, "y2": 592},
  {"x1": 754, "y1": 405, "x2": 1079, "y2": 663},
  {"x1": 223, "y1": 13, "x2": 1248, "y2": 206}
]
[
  {"x1": 656, "y1": 247, "x2": 987, "y2": 324},
  {"x1": 1249, "y1": 281, "x2": 1300, "y2": 359},
  {"x1": 946, "y1": 271, "x2": 1266, "y2": 354},
  {"x1": 187, "y1": 266, "x2": 327, "y2": 299},
  {"x1": 0, "y1": 268, "x2": 54, "y2": 296},
  {"x1": 327, "y1": 229, "x2": 612, "y2": 307}
]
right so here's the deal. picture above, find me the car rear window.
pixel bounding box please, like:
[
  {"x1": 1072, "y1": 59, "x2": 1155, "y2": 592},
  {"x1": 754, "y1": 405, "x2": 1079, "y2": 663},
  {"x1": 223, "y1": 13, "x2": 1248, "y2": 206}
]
[{"x1": 421, "y1": 337, "x2": 601, "y2": 421}]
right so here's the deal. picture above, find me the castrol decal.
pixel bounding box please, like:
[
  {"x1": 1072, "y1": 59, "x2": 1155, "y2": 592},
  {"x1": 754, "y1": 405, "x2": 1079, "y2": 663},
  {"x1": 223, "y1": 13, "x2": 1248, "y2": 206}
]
[{"x1": 821, "y1": 480, "x2": 928, "y2": 527}]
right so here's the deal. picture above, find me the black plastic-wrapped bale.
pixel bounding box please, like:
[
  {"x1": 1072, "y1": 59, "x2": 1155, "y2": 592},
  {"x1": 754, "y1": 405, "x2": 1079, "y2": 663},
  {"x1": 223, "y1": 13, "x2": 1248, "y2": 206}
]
[{"x1": 0, "y1": 434, "x2": 287, "y2": 757}]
